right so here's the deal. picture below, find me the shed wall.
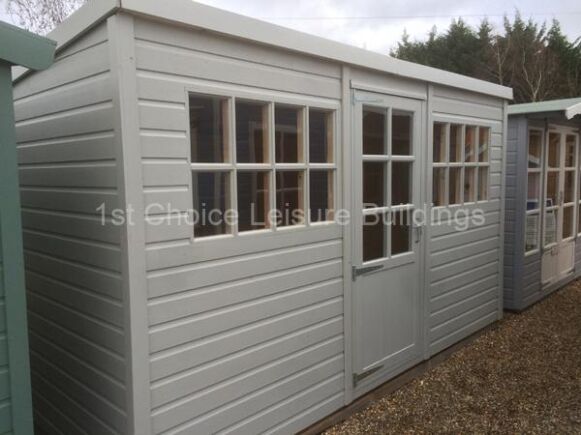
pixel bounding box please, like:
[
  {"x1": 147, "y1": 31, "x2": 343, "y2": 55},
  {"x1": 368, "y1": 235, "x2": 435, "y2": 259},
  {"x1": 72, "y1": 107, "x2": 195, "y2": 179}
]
[
  {"x1": 428, "y1": 85, "x2": 505, "y2": 355},
  {"x1": 132, "y1": 18, "x2": 346, "y2": 434},
  {"x1": 14, "y1": 23, "x2": 129, "y2": 434}
]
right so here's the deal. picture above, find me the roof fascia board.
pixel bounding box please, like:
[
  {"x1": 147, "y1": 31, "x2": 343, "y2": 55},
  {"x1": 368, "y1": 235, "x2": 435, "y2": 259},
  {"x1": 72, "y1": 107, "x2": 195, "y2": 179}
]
[
  {"x1": 565, "y1": 102, "x2": 581, "y2": 120},
  {"x1": 0, "y1": 22, "x2": 56, "y2": 70},
  {"x1": 120, "y1": 0, "x2": 513, "y2": 100}
]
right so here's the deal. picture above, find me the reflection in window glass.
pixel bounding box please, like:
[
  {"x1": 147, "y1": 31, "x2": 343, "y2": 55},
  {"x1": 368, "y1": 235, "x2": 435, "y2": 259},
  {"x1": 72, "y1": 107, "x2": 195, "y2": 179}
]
[
  {"x1": 236, "y1": 101, "x2": 268, "y2": 163},
  {"x1": 363, "y1": 214, "x2": 384, "y2": 262},
  {"x1": 276, "y1": 171, "x2": 304, "y2": 226},
  {"x1": 363, "y1": 108, "x2": 386, "y2": 155},
  {"x1": 450, "y1": 124, "x2": 462, "y2": 162},
  {"x1": 548, "y1": 133, "x2": 560, "y2": 168},
  {"x1": 392, "y1": 162, "x2": 412, "y2": 205},
  {"x1": 391, "y1": 213, "x2": 410, "y2": 255},
  {"x1": 193, "y1": 172, "x2": 229, "y2": 237},
  {"x1": 527, "y1": 173, "x2": 541, "y2": 210},
  {"x1": 309, "y1": 110, "x2": 333, "y2": 163},
  {"x1": 564, "y1": 171, "x2": 575, "y2": 204},
  {"x1": 528, "y1": 130, "x2": 542, "y2": 168},
  {"x1": 190, "y1": 95, "x2": 228, "y2": 163},
  {"x1": 478, "y1": 167, "x2": 488, "y2": 201},
  {"x1": 433, "y1": 168, "x2": 446, "y2": 206},
  {"x1": 464, "y1": 167, "x2": 476, "y2": 203},
  {"x1": 433, "y1": 123, "x2": 446, "y2": 163},
  {"x1": 465, "y1": 126, "x2": 477, "y2": 162},
  {"x1": 237, "y1": 171, "x2": 269, "y2": 232},
  {"x1": 363, "y1": 162, "x2": 386, "y2": 207},
  {"x1": 310, "y1": 170, "x2": 333, "y2": 222},
  {"x1": 563, "y1": 206, "x2": 574, "y2": 239},
  {"x1": 275, "y1": 106, "x2": 303, "y2": 163},
  {"x1": 546, "y1": 172, "x2": 559, "y2": 205},
  {"x1": 544, "y1": 208, "x2": 557, "y2": 246},
  {"x1": 565, "y1": 135, "x2": 576, "y2": 167},
  {"x1": 479, "y1": 127, "x2": 489, "y2": 162},
  {"x1": 392, "y1": 113, "x2": 412, "y2": 155},
  {"x1": 525, "y1": 213, "x2": 539, "y2": 252},
  {"x1": 449, "y1": 168, "x2": 461, "y2": 204}
]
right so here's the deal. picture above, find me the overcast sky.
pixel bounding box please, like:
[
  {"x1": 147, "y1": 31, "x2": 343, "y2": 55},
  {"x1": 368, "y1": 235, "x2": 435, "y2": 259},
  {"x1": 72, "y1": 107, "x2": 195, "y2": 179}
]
[{"x1": 1, "y1": 0, "x2": 580, "y2": 54}]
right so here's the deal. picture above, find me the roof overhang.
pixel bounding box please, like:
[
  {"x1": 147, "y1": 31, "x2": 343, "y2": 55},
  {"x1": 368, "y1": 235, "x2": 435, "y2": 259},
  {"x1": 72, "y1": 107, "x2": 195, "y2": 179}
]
[
  {"x1": 0, "y1": 20, "x2": 56, "y2": 70},
  {"x1": 508, "y1": 98, "x2": 581, "y2": 120},
  {"x1": 13, "y1": 0, "x2": 513, "y2": 100}
]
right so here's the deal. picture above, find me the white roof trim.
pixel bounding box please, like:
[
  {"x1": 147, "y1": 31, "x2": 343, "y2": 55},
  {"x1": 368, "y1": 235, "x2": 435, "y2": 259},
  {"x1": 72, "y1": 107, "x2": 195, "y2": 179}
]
[
  {"x1": 16, "y1": 0, "x2": 513, "y2": 100},
  {"x1": 508, "y1": 98, "x2": 581, "y2": 119},
  {"x1": 565, "y1": 102, "x2": 581, "y2": 120}
]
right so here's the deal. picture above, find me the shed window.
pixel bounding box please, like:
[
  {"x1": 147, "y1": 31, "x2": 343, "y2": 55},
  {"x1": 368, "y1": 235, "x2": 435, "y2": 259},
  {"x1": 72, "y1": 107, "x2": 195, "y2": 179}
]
[
  {"x1": 432, "y1": 122, "x2": 491, "y2": 206},
  {"x1": 525, "y1": 129, "x2": 543, "y2": 254},
  {"x1": 189, "y1": 92, "x2": 336, "y2": 238}
]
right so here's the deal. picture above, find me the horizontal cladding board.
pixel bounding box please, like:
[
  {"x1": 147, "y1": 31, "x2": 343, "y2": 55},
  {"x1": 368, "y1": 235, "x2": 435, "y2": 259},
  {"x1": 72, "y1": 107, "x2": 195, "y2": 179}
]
[
  {"x1": 14, "y1": 41, "x2": 110, "y2": 100},
  {"x1": 430, "y1": 249, "x2": 499, "y2": 283},
  {"x1": 431, "y1": 287, "x2": 497, "y2": 328},
  {"x1": 150, "y1": 278, "x2": 342, "y2": 353},
  {"x1": 19, "y1": 163, "x2": 117, "y2": 189},
  {"x1": 0, "y1": 402, "x2": 11, "y2": 434},
  {"x1": 145, "y1": 215, "x2": 193, "y2": 244},
  {"x1": 431, "y1": 274, "x2": 498, "y2": 313},
  {"x1": 433, "y1": 85, "x2": 504, "y2": 107},
  {"x1": 148, "y1": 240, "x2": 342, "y2": 297},
  {"x1": 150, "y1": 298, "x2": 343, "y2": 381},
  {"x1": 431, "y1": 236, "x2": 499, "y2": 268},
  {"x1": 133, "y1": 19, "x2": 342, "y2": 80},
  {"x1": 431, "y1": 223, "x2": 500, "y2": 253},
  {"x1": 33, "y1": 391, "x2": 85, "y2": 434},
  {"x1": 432, "y1": 97, "x2": 503, "y2": 120},
  {"x1": 16, "y1": 102, "x2": 115, "y2": 143},
  {"x1": 149, "y1": 259, "x2": 342, "y2": 325},
  {"x1": 151, "y1": 353, "x2": 344, "y2": 434},
  {"x1": 0, "y1": 369, "x2": 9, "y2": 401},
  {"x1": 141, "y1": 130, "x2": 189, "y2": 159},
  {"x1": 18, "y1": 131, "x2": 117, "y2": 164},
  {"x1": 151, "y1": 317, "x2": 342, "y2": 407},
  {"x1": 138, "y1": 101, "x2": 186, "y2": 133},
  {"x1": 430, "y1": 299, "x2": 498, "y2": 343},
  {"x1": 142, "y1": 161, "x2": 190, "y2": 187},
  {"x1": 430, "y1": 310, "x2": 497, "y2": 355},
  {"x1": 134, "y1": 42, "x2": 341, "y2": 100},
  {"x1": 430, "y1": 208, "x2": 500, "y2": 238},
  {"x1": 20, "y1": 188, "x2": 119, "y2": 215},
  {"x1": 430, "y1": 261, "x2": 498, "y2": 298}
]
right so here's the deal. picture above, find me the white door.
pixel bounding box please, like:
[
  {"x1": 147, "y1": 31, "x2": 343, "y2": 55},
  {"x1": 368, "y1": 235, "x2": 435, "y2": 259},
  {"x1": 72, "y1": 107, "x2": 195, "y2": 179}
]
[
  {"x1": 542, "y1": 128, "x2": 579, "y2": 286},
  {"x1": 351, "y1": 91, "x2": 424, "y2": 392}
]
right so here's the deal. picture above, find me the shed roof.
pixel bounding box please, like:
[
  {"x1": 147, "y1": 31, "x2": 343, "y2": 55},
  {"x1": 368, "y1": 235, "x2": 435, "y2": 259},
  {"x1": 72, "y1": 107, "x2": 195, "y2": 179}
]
[
  {"x1": 0, "y1": 20, "x2": 56, "y2": 70},
  {"x1": 508, "y1": 97, "x2": 581, "y2": 120},
  {"x1": 15, "y1": 0, "x2": 512, "y2": 100}
]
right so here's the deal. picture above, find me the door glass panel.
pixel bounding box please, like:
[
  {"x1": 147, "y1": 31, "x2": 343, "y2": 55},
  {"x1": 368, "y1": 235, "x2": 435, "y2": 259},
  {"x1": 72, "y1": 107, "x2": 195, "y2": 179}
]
[
  {"x1": 546, "y1": 172, "x2": 559, "y2": 206},
  {"x1": 528, "y1": 130, "x2": 542, "y2": 168},
  {"x1": 527, "y1": 172, "x2": 541, "y2": 210},
  {"x1": 363, "y1": 162, "x2": 386, "y2": 207},
  {"x1": 464, "y1": 126, "x2": 477, "y2": 162},
  {"x1": 525, "y1": 213, "x2": 539, "y2": 252},
  {"x1": 563, "y1": 206, "x2": 574, "y2": 239},
  {"x1": 564, "y1": 170, "x2": 575, "y2": 204},
  {"x1": 433, "y1": 168, "x2": 446, "y2": 206},
  {"x1": 392, "y1": 112, "x2": 412, "y2": 155},
  {"x1": 236, "y1": 100, "x2": 268, "y2": 163},
  {"x1": 478, "y1": 167, "x2": 488, "y2": 201},
  {"x1": 363, "y1": 108, "x2": 386, "y2": 155},
  {"x1": 544, "y1": 208, "x2": 557, "y2": 246},
  {"x1": 478, "y1": 127, "x2": 490, "y2": 162},
  {"x1": 449, "y1": 167, "x2": 461, "y2": 204},
  {"x1": 363, "y1": 214, "x2": 384, "y2": 262},
  {"x1": 548, "y1": 133, "x2": 560, "y2": 168},
  {"x1": 565, "y1": 135, "x2": 576, "y2": 167},
  {"x1": 464, "y1": 167, "x2": 476, "y2": 203},
  {"x1": 433, "y1": 123, "x2": 446, "y2": 163},
  {"x1": 392, "y1": 162, "x2": 412, "y2": 205},
  {"x1": 450, "y1": 124, "x2": 462, "y2": 162},
  {"x1": 391, "y1": 212, "x2": 411, "y2": 255},
  {"x1": 193, "y1": 172, "x2": 230, "y2": 237}
]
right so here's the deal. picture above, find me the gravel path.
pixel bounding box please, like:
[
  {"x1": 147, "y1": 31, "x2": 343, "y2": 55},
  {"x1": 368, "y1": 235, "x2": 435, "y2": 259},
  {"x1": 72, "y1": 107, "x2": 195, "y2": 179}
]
[{"x1": 325, "y1": 281, "x2": 581, "y2": 434}]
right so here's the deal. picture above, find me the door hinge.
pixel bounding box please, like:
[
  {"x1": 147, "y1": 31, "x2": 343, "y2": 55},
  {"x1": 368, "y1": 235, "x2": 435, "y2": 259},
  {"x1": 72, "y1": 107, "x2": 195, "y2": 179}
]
[
  {"x1": 353, "y1": 365, "x2": 384, "y2": 386},
  {"x1": 352, "y1": 264, "x2": 383, "y2": 281}
]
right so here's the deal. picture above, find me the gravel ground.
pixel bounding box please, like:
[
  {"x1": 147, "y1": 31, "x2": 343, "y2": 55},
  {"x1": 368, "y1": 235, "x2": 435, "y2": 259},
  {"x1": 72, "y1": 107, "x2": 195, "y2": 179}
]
[{"x1": 325, "y1": 281, "x2": 581, "y2": 434}]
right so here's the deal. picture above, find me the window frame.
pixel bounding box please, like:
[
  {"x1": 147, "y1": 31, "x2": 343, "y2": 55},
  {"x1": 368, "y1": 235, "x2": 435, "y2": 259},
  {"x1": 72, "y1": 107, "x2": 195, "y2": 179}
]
[
  {"x1": 431, "y1": 119, "x2": 492, "y2": 208},
  {"x1": 525, "y1": 126, "x2": 544, "y2": 256},
  {"x1": 185, "y1": 84, "x2": 339, "y2": 241}
]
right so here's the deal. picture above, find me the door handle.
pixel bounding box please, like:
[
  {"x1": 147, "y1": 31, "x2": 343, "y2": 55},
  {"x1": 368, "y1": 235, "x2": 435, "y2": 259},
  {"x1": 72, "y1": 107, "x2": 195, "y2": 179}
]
[
  {"x1": 352, "y1": 264, "x2": 383, "y2": 280},
  {"x1": 414, "y1": 226, "x2": 423, "y2": 243}
]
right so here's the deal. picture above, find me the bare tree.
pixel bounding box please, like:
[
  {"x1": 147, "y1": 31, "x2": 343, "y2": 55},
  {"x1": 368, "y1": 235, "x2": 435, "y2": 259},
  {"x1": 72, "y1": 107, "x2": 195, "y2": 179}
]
[{"x1": 6, "y1": 0, "x2": 86, "y2": 35}]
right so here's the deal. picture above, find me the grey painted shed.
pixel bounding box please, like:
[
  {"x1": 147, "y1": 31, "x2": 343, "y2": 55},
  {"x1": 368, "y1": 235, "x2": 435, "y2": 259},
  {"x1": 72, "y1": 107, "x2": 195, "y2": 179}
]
[
  {"x1": 13, "y1": 1, "x2": 512, "y2": 434},
  {"x1": 504, "y1": 98, "x2": 581, "y2": 311}
]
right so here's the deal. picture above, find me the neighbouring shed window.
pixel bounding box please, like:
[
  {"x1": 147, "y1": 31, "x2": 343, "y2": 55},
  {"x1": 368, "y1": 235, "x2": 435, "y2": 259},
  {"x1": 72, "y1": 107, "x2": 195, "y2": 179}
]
[
  {"x1": 189, "y1": 92, "x2": 337, "y2": 238},
  {"x1": 525, "y1": 129, "x2": 543, "y2": 254},
  {"x1": 432, "y1": 122, "x2": 491, "y2": 207}
]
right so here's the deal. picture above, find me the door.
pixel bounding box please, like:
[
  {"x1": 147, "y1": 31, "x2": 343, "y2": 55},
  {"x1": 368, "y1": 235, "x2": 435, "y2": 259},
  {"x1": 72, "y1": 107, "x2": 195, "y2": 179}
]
[
  {"x1": 542, "y1": 128, "x2": 578, "y2": 286},
  {"x1": 351, "y1": 91, "x2": 424, "y2": 392}
]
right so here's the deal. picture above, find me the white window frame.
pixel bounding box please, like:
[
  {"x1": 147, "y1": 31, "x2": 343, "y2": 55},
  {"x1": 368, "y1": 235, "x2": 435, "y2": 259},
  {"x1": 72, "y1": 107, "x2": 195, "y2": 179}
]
[
  {"x1": 185, "y1": 83, "x2": 339, "y2": 240},
  {"x1": 525, "y1": 127, "x2": 544, "y2": 256}
]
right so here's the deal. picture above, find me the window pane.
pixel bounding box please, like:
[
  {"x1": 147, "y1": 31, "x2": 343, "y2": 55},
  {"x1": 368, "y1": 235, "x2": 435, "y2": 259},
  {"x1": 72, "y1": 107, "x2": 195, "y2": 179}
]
[
  {"x1": 465, "y1": 126, "x2": 477, "y2": 162},
  {"x1": 392, "y1": 112, "x2": 412, "y2": 155},
  {"x1": 392, "y1": 162, "x2": 412, "y2": 205},
  {"x1": 450, "y1": 124, "x2": 462, "y2": 162},
  {"x1": 546, "y1": 172, "x2": 559, "y2": 206},
  {"x1": 449, "y1": 167, "x2": 461, "y2": 204},
  {"x1": 189, "y1": 95, "x2": 228, "y2": 163},
  {"x1": 563, "y1": 206, "x2": 574, "y2": 239},
  {"x1": 309, "y1": 110, "x2": 333, "y2": 163},
  {"x1": 363, "y1": 214, "x2": 384, "y2": 262},
  {"x1": 310, "y1": 170, "x2": 334, "y2": 222},
  {"x1": 391, "y1": 212, "x2": 411, "y2": 255},
  {"x1": 479, "y1": 127, "x2": 490, "y2": 162},
  {"x1": 193, "y1": 172, "x2": 229, "y2": 237},
  {"x1": 363, "y1": 108, "x2": 386, "y2": 155},
  {"x1": 433, "y1": 123, "x2": 446, "y2": 163},
  {"x1": 276, "y1": 171, "x2": 304, "y2": 226},
  {"x1": 433, "y1": 168, "x2": 446, "y2": 206},
  {"x1": 237, "y1": 171, "x2": 269, "y2": 232},
  {"x1": 275, "y1": 106, "x2": 303, "y2": 163},
  {"x1": 478, "y1": 167, "x2": 488, "y2": 201},
  {"x1": 564, "y1": 170, "x2": 575, "y2": 204},
  {"x1": 236, "y1": 101, "x2": 268, "y2": 163},
  {"x1": 528, "y1": 130, "x2": 542, "y2": 168},
  {"x1": 565, "y1": 135, "x2": 576, "y2": 167},
  {"x1": 525, "y1": 213, "x2": 539, "y2": 252},
  {"x1": 548, "y1": 133, "x2": 560, "y2": 168},
  {"x1": 527, "y1": 173, "x2": 541, "y2": 210},
  {"x1": 464, "y1": 167, "x2": 476, "y2": 203},
  {"x1": 363, "y1": 162, "x2": 386, "y2": 207},
  {"x1": 544, "y1": 208, "x2": 557, "y2": 246}
]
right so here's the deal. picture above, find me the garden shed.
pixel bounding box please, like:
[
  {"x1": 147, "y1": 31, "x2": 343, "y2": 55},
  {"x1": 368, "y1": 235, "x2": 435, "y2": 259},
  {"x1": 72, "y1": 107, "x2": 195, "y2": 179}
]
[
  {"x1": 0, "y1": 21, "x2": 55, "y2": 435},
  {"x1": 12, "y1": 1, "x2": 512, "y2": 434},
  {"x1": 504, "y1": 98, "x2": 581, "y2": 311}
]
